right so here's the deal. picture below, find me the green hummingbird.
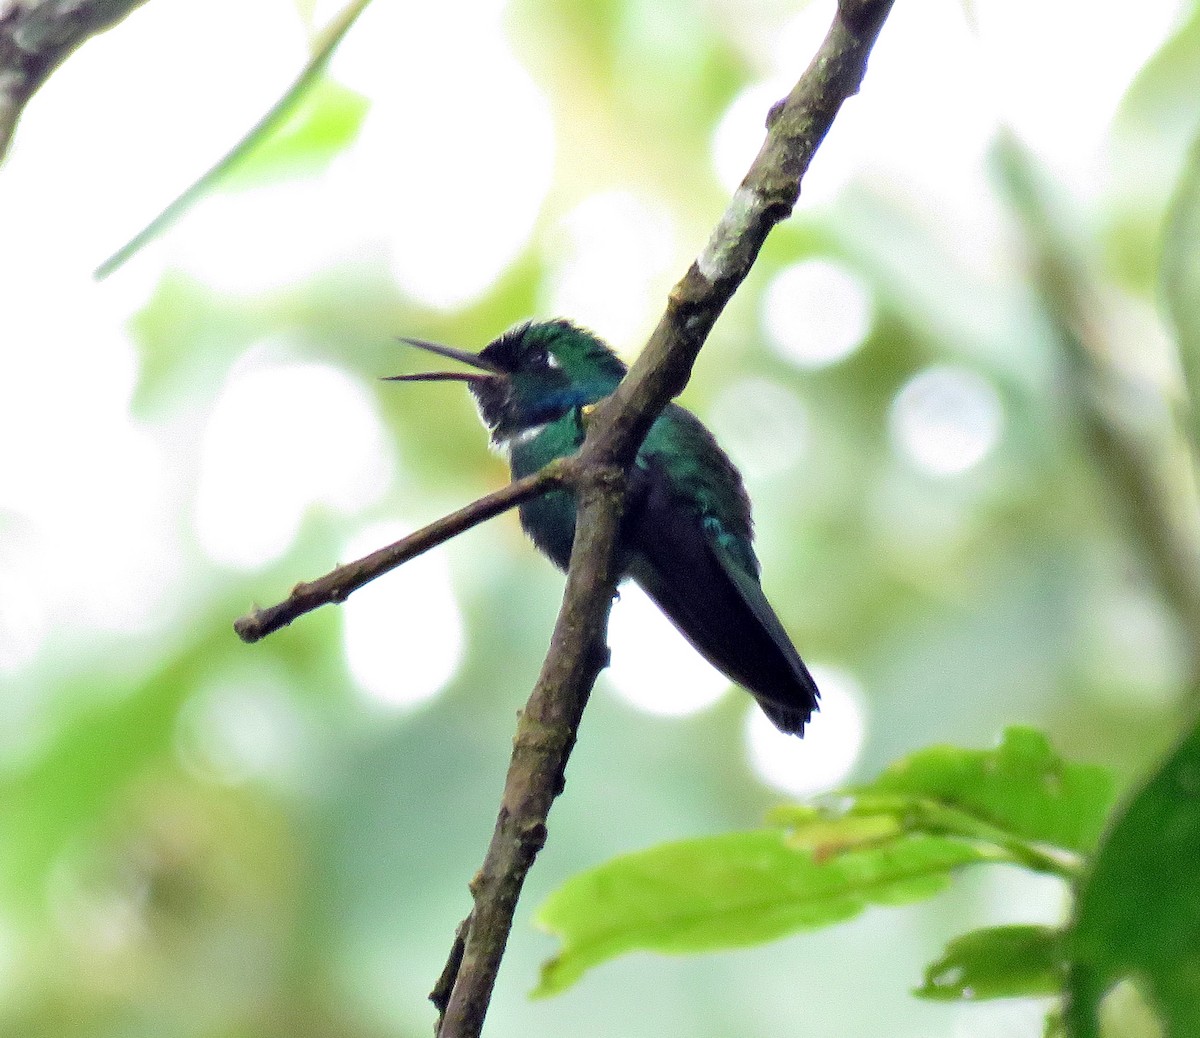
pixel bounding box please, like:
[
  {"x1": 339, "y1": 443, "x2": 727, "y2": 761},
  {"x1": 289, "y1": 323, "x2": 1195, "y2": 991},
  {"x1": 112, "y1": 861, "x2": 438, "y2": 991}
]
[{"x1": 390, "y1": 319, "x2": 819, "y2": 735}]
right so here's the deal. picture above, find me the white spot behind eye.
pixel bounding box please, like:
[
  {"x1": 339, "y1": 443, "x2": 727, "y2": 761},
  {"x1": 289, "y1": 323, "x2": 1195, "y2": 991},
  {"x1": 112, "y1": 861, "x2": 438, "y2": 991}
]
[{"x1": 546, "y1": 354, "x2": 562, "y2": 370}]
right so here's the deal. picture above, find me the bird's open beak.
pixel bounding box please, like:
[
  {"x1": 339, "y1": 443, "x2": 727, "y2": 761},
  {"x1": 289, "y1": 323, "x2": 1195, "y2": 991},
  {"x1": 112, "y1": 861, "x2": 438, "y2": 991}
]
[{"x1": 383, "y1": 336, "x2": 507, "y2": 384}]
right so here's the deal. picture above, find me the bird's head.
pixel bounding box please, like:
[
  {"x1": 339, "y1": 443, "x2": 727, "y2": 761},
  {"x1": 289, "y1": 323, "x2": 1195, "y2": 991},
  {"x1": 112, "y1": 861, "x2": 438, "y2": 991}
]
[{"x1": 388, "y1": 320, "x2": 626, "y2": 443}]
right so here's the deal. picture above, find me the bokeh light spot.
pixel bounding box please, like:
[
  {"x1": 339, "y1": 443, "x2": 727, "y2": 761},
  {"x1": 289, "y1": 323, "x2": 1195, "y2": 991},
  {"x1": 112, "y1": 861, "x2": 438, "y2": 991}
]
[
  {"x1": 603, "y1": 584, "x2": 731, "y2": 717},
  {"x1": 329, "y1": 2, "x2": 554, "y2": 310},
  {"x1": 176, "y1": 675, "x2": 307, "y2": 788},
  {"x1": 342, "y1": 522, "x2": 464, "y2": 710},
  {"x1": 762, "y1": 260, "x2": 873, "y2": 369},
  {"x1": 951, "y1": 997, "x2": 1059, "y2": 1038},
  {"x1": 888, "y1": 365, "x2": 1004, "y2": 477},
  {"x1": 543, "y1": 191, "x2": 678, "y2": 348},
  {"x1": 705, "y1": 378, "x2": 809, "y2": 479},
  {"x1": 711, "y1": 81, "x2": 786, "y2": 196},
  {"x1": 0, "y1": 528, "x2": 50, "y2": 675},
  {"x1": 0, "y1": 293, "x2": 181, "y2": 642},
  {"x1": 169, "y1": 179, "x2": 366, "y2": 295},
  {"x1": 196, "y1": 356, "x2": 394, "y2": 568},
  {"x1": 745, "y1": 664, "x2": 866, "y2": 796},
  {"x1": 973, "y1": 0, "x2": 1181, "y2": 195},
  {"x1": 1079, "y1": 590, "x2": 1189, "y2": 705}
]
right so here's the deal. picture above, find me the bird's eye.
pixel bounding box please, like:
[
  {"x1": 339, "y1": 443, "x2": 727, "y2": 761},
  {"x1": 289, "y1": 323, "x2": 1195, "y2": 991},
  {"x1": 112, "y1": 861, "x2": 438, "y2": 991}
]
[{"x1": 529, "y1": 348, "x2": 549, "y2": 368}]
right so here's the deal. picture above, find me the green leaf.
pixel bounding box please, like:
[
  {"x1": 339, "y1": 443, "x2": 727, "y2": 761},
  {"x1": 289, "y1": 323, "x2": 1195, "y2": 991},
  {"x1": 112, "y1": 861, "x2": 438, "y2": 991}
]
[
  {"x1": 1115, "y1": 5, "x2": 1200, "y2": 136},
  {"x1": 1065, "y1": 720, "x2": 1200, "y2": 1038},
  {"x1": 220, "y1": 78, "x2": 368, "y2": 189},
  {"x1": 1105, "y1": 6, "x2": 1200, "y2": 289},
  {"x1": 1044, "y1": 1006, "x2": 1067, "y2": 1038},
  {"x1": 534, "y1": 831, "x2": 991, "y2": 997},
  {"x1": 1162, "y1": 129, "x2": 1200, "y2": 444},
  {"x1": 95, "y1": 0, "x2": 374, "y2": 278},
  {"x1": 864, "y1": 727, "x2": 1116, "y2": 854},
  {"x1": 917, "y1": 925, "x2": 1064, "y2": 1002}
]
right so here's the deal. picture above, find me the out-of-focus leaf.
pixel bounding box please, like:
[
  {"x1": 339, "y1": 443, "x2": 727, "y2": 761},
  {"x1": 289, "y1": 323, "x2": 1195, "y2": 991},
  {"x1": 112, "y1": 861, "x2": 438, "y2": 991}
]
[
  {"x1": 1065, "y1": 721, "x2": 1200, "y2": 1038},
  {"x1": 95, "y1": 0, "x2": 374, "y2": 278},
  {"x1": 916, "y1": 925, "x2": 1063, "y2": 1002},
  {"x1": 1094, "y1": 981, "x2": 1167, "y2": 1038},
  {"x1": 1106, "y1": 6, "x2": 1200, "y2": 289},
  {"x1": 0, "y1": 619, "x2": 271, "y2": 907},
  {"x1": 0, "y1": 672, "x2": 189, "y2": 901},
  {"x1": 128, "y1": 272, "x2": 255, "y2": 412},
  {"x1": 1116, "y1": 5, "x2": 1200, "y2": 133},
  {"x1": 863, "y1": 727, "x2": 1116, "y2": 854},
  {"x1": 1162, "y1": 129, "x2": 1200, "y2": 445},
  {"x1": 534, "y1": 831, "x2": 990, "y2": 997},
  {"x1": 221, "y1": 79, "x2": 368, "y2": 188},
  {"x1": 1045, "y1": 1006, "x2": 1066, "y2": 1038}
]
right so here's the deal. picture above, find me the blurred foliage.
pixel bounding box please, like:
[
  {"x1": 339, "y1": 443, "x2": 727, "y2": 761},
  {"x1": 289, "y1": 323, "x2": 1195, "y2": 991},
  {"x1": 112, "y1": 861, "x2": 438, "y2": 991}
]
[
  {"x1": 221, "y1": 80, "x2": 370, "y2": 189},
  {"x1": 858, "y1": 726, "x2": 1115, "y2": 855},
  {"x1": 94, "y1": 0, "x2": 374, "y2": 278},
  {"x1": 538, "y1": 831, "x2": 991, "y2": 997},
  {"x1": 917, "y1": 924, "x2": 1064, "y2": 1003},
  {"x1": 1162, "y1": 130, "x2": 1200, "y2": 445},
  {"x1": 535, "y1": 732, "x2": 1090, "y2": 1003},
  {"x1": 5, "y1": 0, "x2": 1200, "y2": 1036},
  {"x1": 535, "y1": 723, "x2": 1200, "y2": 1034},
  {"x1": 1066, "y1": 721, "x2": 1200, "y2": 1038}
]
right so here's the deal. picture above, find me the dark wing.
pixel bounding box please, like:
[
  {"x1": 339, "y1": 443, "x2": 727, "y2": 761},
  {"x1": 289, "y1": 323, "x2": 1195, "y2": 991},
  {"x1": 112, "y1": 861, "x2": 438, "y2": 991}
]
[{"x1": 622, "y1": 457, "x2": 819, "y2": 736}]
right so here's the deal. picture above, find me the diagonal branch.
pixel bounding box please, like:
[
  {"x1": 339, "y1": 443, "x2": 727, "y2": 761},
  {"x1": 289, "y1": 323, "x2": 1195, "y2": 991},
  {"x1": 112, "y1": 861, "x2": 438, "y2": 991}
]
[
  {"x1": 233, "y1": 460, "x2": 572, "y2": 643},
  {"x1": 432, "y1": 3, "x2": 896, "y2": 1036}
]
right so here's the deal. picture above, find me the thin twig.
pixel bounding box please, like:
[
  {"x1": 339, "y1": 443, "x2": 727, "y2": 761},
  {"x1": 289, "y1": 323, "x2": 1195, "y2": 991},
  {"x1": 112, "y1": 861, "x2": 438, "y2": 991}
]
[
  {"x1": 432, "y1": 2, "x2": 897, "y2": 1035},
  {"x1": 94, "y1": 0, "x2": 374, "y2": 279},
  {"x1": 233, "y1": 462, "x2": 571, "y2": 643},
  {"x1": 430, "y1": 916, "x2": 471, "y2": 1017}
]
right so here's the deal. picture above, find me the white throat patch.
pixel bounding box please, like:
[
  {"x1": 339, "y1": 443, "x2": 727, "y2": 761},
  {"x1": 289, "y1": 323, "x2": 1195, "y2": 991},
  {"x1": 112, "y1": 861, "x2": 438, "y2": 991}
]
[{"x1": 491, "y1": 422, "x2": 550, "y2": 458}]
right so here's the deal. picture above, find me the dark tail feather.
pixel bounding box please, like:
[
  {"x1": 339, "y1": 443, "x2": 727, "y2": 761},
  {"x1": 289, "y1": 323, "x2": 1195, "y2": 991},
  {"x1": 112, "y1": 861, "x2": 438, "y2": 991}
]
[
  {"x1": 622, "y1": 456, "x2": 819, "y2": 736},
  {"x1": 757, "y1": 696, "x2": 816, "y2": 737},
  {"x1": 624, "y1": 521, "x2": 818, "y2": 736},
  {"x1": 631, "y1": 555, "x2": 819, "y2": 736}
]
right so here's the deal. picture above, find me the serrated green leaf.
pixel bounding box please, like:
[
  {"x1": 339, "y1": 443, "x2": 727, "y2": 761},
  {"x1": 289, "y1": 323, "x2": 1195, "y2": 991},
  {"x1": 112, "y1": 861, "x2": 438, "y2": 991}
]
[
  {"x1": 917, "y1": 925, "x2": 1064, "y2": 1002},
  {"x1": 1065, "y1": 720, "x2": 1200, "y2": 1038},
  {"x1": 865, "y1": 727, "x2": 1115, "y2": 854},
  {"x1": 534, "y1": 831, "x2": 990, "y2": 997}
]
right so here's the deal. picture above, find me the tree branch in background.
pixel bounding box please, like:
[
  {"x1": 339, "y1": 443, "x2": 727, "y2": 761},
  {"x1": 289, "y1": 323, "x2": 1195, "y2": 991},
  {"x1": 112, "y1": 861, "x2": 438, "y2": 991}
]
[
  {"x1": 233, "y1": 461, "x2": 572, "y2": 643},
  {"x1": 433, "y1": 2, "x2": 896, "y2": 1035},
  {"x1": 996, "y1": 134, "x2": 1200, "y2": 690},
  {"x1": 0, "y1": 0, "x2": 152, "y2": 163}
]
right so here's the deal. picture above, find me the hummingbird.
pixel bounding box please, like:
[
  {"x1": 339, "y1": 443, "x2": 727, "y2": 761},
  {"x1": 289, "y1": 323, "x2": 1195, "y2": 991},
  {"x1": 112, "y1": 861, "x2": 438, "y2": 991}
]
[{"x1": 389, "y1": 319, "x2": 819, "y2": 735}]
